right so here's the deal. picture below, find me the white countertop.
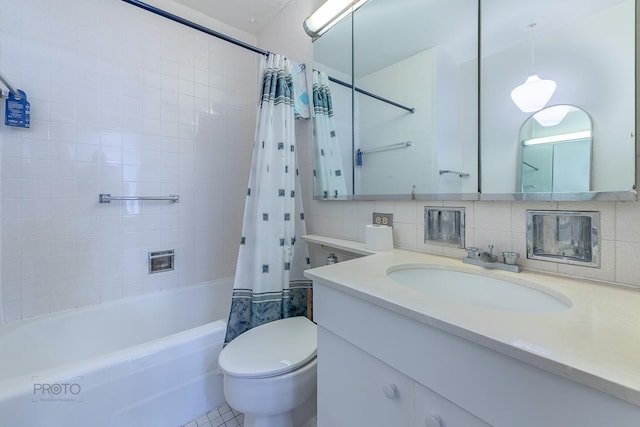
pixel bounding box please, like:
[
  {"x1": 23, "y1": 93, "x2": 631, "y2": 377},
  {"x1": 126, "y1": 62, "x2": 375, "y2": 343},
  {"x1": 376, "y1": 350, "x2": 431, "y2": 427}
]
[{"x1": 302, "y1": 235, "x2": 640, "y2": 407}]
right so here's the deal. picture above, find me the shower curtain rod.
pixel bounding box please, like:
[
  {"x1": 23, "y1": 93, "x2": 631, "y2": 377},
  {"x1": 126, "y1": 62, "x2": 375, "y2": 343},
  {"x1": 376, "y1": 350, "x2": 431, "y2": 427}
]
[
  {"x1": 121, "y1": 0, "x2": 270, "y2": 57},
  {"x1": 123, "y1": 0, "x2": 416, "y2": 115},
  {"x1": 326, "y1": 75, "x2": 415, "y2": 114}
]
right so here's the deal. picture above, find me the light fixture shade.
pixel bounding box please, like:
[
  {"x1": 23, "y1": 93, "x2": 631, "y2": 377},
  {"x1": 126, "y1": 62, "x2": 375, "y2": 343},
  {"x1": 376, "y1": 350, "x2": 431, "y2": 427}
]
[
  {"x1": 533, "y1": 105, "x2": 571, "y2": 127},
  {"x1": 510, "y1": 74, "x2": 556, "y2": 113},
  {"x1": 303, "y1": 0, "x2": 369, "y2": 38}
]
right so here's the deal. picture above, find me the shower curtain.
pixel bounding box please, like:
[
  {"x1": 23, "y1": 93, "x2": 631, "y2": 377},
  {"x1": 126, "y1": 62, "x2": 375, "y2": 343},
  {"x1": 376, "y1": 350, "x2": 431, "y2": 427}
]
[
  {"x1": 312, "y1": 70, "x2": 347, "y2": 199},
  {"x1": 225, "y1": 53, "x2": 312, "y2": 344}
]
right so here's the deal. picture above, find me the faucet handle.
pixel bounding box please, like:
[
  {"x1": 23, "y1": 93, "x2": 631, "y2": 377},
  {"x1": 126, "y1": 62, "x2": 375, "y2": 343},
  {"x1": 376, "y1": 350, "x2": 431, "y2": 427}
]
[
  {"x1": 465, "y1": 247, "x2": 481, "y2": 259},
  {"x1": 501, "y1": 251, "x2": 520, "y2": 265}
]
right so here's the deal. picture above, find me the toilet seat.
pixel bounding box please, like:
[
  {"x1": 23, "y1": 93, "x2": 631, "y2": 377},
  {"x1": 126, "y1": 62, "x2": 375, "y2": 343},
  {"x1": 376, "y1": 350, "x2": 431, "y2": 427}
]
[{"x1": 219, "y1": 316, "x2": 317, "y2": 379}]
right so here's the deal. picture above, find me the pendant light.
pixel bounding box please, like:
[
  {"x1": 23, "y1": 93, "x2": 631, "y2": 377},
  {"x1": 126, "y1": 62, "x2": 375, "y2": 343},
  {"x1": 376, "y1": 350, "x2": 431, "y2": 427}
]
[
  {"x1": 303, "y1": 0, "x2": 370, "y2": 39},
  {"x1": 533, "y1": 104, "x2": 571, "y2": 127},
  {"x1": 510, "y1": 23, "x2": 556, "y2": 113}
]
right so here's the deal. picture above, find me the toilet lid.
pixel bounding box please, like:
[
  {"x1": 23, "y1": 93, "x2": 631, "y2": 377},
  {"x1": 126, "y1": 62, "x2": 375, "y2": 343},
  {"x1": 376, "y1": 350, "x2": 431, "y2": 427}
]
[{"x1": 219, "y1": 316, "x2": 317, "y2": 378}]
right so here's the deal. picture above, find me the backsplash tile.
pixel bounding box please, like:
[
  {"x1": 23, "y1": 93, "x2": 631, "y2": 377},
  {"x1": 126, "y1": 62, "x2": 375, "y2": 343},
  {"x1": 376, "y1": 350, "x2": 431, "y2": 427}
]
[
  {"x1": 305, "y1": 199, "x2": 640, "y2": 288},
  {"x1": 615, "y1": 202, "x2": 640, "y2": 243},
  {"x1": 615, "y1": 241, "x2": 640, "y2": 286}
]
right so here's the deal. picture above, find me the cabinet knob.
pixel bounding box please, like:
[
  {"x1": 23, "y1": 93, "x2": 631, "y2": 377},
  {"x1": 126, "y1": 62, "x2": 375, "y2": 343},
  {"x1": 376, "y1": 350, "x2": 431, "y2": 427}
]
[
  {"x1": 425, "y1": 415, "x2": 442, "y2": 427},
  {"x1": 382, "y1": 383, "x2": 398, "y2": 399}
]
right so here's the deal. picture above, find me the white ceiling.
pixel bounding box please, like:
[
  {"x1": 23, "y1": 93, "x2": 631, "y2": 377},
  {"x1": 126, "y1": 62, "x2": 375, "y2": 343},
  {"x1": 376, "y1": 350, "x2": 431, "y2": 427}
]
[{"x1": 172, "y1": 0, "x2": 294, "y2": 35}]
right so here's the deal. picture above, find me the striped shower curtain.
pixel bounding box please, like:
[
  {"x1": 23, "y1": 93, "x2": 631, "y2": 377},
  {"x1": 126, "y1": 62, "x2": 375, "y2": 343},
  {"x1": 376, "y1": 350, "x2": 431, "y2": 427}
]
[
  {"x1": 312, "y1": 70, "x2": 347, "y2": 198},
  {"x1": 225, "y1": 53, "x2": 312, "y2": 343}
]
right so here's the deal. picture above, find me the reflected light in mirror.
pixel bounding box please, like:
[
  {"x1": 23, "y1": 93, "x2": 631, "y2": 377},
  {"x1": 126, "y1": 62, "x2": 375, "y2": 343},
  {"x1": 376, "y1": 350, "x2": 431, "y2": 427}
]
[
  {"x1": 510, "y1": 74, "x2": 556, "y2": 112},
  {"x1": 303, "y1": 0, "x2": 369, "y2": 38},
  {"x1": 510, "y1": 23, "x2": 556, "y2": 113},
  {"x1": 533, "y1": 104, "x2": 571, "y2": 127},
  {"x1": 523, "y1": 130, "x2": 591, "y2": 145}
]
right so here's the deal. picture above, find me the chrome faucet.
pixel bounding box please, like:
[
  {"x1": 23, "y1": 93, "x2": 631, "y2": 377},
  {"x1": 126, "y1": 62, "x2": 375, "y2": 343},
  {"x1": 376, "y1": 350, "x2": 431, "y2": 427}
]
[
  {"x1": 480, "y1": 244, "x2": 498, "y2": 262},
  {"x1": 464, "y1": 244, "x2": 521, "y2": 273}
]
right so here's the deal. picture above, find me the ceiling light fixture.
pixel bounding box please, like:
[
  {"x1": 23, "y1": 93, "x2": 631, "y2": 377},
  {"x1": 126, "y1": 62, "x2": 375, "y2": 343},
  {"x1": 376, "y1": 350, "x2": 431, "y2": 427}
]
[
  {"x1": 303, "y1": 0, "x2": 369, "y2": 39},
  {"x1": 510, "y1": 23, "x2": 556, "y2": 113}
]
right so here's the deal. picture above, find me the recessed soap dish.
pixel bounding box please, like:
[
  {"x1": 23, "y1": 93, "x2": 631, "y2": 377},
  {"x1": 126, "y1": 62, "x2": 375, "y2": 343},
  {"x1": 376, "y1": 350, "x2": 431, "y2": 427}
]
[
  {"x1": 148, "y1": 249, "x2": 175, "y2": 273},
  {"x1": 424, "y1": 207, "x2": 465, "y2": 248},
  {"x1": 526, "y1": 210, "x2": 600, "y2": 268}
]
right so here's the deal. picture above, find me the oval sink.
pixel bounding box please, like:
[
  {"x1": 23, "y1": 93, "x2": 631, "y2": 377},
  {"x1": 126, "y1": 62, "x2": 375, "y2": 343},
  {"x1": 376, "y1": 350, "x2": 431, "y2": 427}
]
[{"x1": 387, "y1": 265, "x2": 571, "y2": 313}]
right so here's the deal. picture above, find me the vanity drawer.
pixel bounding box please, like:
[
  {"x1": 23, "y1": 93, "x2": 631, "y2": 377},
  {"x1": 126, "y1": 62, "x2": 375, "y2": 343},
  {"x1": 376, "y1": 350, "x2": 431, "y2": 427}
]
[{"x1": 414, "y1": 382, "x2": 491, "y2": 427}]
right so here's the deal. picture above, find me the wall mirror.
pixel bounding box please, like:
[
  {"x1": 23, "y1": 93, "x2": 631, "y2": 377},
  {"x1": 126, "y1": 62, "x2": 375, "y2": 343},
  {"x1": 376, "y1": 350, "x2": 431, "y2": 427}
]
[
  {"x1": 310, "y1": 0, "x2": 479, "y2": 200},
  {"x1": 480, "y1": 0, "x2": 637, "y2": 200},
  {"x1": 311, "y1": 11, "x2": 353, "y2": 199}
]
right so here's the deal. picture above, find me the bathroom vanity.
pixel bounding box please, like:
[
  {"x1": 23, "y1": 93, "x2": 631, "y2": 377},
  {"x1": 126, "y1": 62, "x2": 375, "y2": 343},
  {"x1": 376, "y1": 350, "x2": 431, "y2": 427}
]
[{"x1": 303, "y1": 236, "x2": 640, "y2": 426}]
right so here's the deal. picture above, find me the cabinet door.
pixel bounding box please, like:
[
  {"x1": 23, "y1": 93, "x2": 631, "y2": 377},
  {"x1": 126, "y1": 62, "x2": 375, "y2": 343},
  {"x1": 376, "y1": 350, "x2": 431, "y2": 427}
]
[
  {"x1": 413, "y1": 383, "x2": 491, "y2": 427},
  {"x1": 317, "y1": 327, "x2": 413, "y2": 427}
]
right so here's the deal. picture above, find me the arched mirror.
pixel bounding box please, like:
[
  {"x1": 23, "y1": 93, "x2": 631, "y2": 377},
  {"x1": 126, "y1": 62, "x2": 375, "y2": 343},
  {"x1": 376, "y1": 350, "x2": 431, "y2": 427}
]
[{"x1": 518, "y1": 105, "x2": 592, "y2": 193}]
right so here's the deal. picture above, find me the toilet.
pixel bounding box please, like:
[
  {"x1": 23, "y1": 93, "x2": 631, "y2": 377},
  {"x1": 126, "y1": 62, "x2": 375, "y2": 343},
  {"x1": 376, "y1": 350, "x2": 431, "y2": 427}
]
[{"x1": 218, "y1": 316, "x2": 318, "y2": 427}]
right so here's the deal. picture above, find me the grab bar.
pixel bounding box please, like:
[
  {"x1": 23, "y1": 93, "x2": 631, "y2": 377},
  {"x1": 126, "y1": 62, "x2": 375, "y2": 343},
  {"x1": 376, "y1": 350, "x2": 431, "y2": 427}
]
[
  {"x1": 359, "y1": 141, "x2": 412, "y2": 155},
  {"x1": 439, "y1": 170, "x2": 470, "y2": 178},
  {"x1": 99, "y1": 194, "x2": 179, "y2": 203},
  {"x1": 356, "y1": 141, "x2": 412, "y2": 166},
  {"x1": 522, "y1": 161, "x2": 539, "y2": 171}
]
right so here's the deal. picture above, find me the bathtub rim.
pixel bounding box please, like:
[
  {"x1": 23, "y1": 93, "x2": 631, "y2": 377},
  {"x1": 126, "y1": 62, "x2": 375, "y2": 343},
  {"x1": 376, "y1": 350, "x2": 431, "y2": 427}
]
[
  {"x1": 0, "y1": 277, "x2": 233, "y2": 399},
  {"x1": 0, "y1": 277, "x2": 234, "y2": 331}
]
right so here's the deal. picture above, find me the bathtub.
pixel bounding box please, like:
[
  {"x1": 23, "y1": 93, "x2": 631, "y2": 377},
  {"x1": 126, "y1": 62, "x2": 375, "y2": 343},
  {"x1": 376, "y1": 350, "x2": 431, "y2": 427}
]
[{"x1": 0, "y1": 278, "x2": 234, "y2": 427}]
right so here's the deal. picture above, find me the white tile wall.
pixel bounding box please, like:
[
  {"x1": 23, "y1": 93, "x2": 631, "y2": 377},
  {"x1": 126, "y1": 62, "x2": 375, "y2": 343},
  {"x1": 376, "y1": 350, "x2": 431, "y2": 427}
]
[
  {"x1": 0, "y1": 0, "x2": 259, "y2": 322},
  {"x1": 261, "y1": 0, "x2": 640, "y2": 290},
  {"x1": 3, "y1": 0, "x2": 639, "y2": 323}
]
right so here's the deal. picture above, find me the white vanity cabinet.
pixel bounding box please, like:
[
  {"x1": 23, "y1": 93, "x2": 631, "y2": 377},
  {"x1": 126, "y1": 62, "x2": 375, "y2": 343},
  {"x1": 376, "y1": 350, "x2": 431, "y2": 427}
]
[
  {"x1": 312, "y1": 281, "x2": 640, "y2": 427},
  {"x1": 319, "y1": 326, "x2": 490, "y2": 426}
]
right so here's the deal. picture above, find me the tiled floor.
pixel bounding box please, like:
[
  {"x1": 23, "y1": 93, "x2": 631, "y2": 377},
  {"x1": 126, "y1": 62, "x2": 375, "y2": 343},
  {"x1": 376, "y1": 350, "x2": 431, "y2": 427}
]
[{"x1": 182, "y1": 403, "x2": 244, "y2": 427}]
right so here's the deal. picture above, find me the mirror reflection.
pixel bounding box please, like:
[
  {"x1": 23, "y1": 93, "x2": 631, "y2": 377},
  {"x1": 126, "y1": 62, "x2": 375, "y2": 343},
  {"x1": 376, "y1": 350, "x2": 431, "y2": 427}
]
[
  {"x1": 518, "y1": 105, "x2": 592, "y2": 193},
  {"x1": 312, "y1": 13, "x2": 353, "y2": 199},
  {"x1": 311, "y1": 0, "x2": 478, "y2": 199},
  {"x1": 481, "y1": 0, "x2": 635, "y2": 199}
]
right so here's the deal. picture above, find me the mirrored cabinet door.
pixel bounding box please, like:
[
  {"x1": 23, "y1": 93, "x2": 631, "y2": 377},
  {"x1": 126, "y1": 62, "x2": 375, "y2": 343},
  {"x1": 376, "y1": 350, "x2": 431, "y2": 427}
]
[
  {"x1": 353, "y1": 0, "x2": 478, "y2": 198},
  {"x1": 480, "y1": 0, "x2": 637, "y2": 200},
  {"x1": 310, "y1": 0, "x2": 479, "y2": 200},
  {"x1": 309, "y1": 0, "x2": 636, "y2": 201},
  {"x1": 312, "y1": 13, "x2": 354, "y2": 199}
]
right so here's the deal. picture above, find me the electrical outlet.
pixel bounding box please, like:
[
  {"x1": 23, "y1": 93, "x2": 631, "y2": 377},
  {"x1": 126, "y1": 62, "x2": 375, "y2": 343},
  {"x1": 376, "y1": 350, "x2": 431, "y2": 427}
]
[{"x1": 372, "y1": 212, "x2": 393, "y2": 227}]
